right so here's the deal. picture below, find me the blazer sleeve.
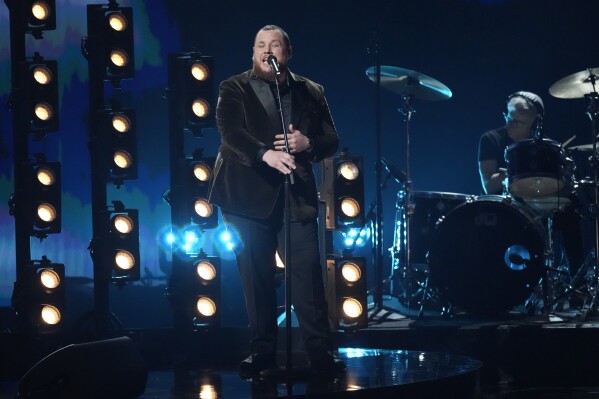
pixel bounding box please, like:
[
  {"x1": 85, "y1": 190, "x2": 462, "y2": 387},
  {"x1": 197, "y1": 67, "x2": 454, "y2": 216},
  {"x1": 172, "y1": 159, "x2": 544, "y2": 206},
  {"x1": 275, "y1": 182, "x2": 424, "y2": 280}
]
[
  {"x1": 312, "y1": 86, "x2": 339, "y2": 163},
  {"x1": 216, "y1": 78, "x2": 266, "y2": 166}
]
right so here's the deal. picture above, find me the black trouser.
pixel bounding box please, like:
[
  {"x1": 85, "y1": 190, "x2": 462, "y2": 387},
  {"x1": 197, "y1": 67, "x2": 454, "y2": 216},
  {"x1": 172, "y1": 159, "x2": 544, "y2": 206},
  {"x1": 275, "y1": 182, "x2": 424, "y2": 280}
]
[{"x1": 222, "y1": 209, "x2": 332, "y2": 359}]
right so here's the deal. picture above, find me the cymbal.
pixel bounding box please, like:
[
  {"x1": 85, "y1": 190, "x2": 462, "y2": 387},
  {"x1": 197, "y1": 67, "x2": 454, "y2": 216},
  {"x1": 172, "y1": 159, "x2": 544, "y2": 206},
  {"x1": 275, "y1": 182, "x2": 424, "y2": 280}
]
[
  {"x1": 365, "y1": 65, "x2": 452, "y2": 101},
  {"x1": 549, "y1": 68, "x2": 599, "y2": 99}
]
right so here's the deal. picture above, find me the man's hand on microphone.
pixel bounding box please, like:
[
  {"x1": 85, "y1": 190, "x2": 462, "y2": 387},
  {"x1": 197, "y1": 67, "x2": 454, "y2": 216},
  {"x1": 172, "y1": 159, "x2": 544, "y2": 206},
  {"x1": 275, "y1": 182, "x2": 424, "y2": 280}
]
[
  {"x1": 262, "y1": 149, "x2": 295, "y2": 174},
  {"x1": 274, "y1": 124, "x2": 310, "y2": 153}
]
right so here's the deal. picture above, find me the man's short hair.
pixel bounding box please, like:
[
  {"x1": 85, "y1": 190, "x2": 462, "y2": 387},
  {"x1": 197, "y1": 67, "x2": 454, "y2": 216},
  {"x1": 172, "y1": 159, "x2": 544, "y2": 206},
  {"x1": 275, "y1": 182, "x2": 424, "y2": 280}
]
[{"x1": 257, "y1": 24, "x2": 291, "y2": 49}]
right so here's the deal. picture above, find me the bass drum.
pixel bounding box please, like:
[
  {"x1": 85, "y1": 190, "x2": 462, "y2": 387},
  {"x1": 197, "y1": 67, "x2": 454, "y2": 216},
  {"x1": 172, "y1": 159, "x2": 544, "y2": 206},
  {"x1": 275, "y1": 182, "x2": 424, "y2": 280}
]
[
  {"x1": 427, "y1": 196, "x2": 546, "y2": 314},
  {"x1": 392, "y1": 190, "x2": 472, "y2": 267}
]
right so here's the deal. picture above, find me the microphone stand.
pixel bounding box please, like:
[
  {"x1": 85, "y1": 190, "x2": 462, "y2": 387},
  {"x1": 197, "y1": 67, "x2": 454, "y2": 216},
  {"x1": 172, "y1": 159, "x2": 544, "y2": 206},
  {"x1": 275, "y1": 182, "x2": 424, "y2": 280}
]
[{"x1": 261, "y1": 62, "x2": 304, "y2": 381}]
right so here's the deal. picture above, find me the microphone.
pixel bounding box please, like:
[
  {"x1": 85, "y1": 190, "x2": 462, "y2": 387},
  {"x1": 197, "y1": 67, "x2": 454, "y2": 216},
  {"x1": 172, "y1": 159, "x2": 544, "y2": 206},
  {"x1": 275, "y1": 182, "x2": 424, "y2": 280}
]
[
  {"x1": 380, "y1": 157, "x2": 406, "y2": 184},
  {"x1": 533, "y1": 114, "x2": 544, "y2": 140},
  {"x1": 267, "y1": 55, "x2": 281, "y2": 76}
]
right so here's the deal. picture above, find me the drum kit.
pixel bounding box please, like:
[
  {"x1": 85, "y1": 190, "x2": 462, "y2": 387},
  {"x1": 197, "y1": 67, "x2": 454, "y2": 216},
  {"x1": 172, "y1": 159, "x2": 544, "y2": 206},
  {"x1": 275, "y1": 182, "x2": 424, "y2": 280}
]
[{"x1": 368, "y1": 65, "x2": 599, "y2": 318}]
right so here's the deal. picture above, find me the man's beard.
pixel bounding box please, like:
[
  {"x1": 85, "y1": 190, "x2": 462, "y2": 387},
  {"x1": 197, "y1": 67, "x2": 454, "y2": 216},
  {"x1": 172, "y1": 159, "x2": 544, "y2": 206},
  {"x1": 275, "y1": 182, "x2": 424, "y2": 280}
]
[{"x1": 251, "y1": 59, "x2": 285, "y2": 82}]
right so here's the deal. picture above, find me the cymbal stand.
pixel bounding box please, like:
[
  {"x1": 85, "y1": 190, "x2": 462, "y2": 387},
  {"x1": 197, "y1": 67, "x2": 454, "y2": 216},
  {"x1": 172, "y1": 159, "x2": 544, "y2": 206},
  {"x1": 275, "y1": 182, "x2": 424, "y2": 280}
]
[
  {"x1": 366, "y1": 10, "x2": 385, "y2": 317},
  {"x1": 397, "y1": 94, "x2": 416, "y2": 311},
  {"x1": 581, "y1": 90, "x2": 599, "y2": 320}
]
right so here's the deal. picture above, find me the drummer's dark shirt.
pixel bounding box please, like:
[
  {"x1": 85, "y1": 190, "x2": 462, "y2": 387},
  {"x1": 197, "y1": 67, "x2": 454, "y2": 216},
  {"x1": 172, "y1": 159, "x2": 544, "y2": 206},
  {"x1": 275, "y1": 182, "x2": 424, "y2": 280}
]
[{"x1": 478, "y1": 126, "x2": 514, "y2": 171}]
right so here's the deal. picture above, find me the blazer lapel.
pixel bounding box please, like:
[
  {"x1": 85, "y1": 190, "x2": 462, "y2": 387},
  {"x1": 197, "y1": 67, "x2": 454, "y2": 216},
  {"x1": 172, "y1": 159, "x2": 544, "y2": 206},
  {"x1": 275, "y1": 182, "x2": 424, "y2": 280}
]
[
  {"x1": 248, "y1": 77, "x2": 280, "y2": 131},
  {"x1": 289, "y1": 76, "x2": 309, "y2": 128}
]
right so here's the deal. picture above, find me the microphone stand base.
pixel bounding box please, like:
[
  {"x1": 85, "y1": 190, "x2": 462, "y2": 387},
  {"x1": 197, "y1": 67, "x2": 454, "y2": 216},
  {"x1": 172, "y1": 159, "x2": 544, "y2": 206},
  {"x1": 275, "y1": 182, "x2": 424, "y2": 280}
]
[{"x1": 259, "y1": 365, "x2": 317, "y2": 382}]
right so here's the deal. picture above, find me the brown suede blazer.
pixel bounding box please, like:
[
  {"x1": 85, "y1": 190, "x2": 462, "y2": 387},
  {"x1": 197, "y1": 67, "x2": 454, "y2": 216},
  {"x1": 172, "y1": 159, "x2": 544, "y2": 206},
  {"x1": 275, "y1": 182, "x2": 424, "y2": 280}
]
[{"x1": 208, "y1": 70, "x2": 339, "y2": 220}]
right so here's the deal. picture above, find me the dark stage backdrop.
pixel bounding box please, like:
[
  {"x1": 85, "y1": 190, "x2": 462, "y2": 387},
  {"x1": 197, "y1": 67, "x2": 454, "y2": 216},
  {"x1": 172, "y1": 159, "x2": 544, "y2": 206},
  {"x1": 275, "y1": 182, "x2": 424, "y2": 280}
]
[{"x1": 1, "y1": 0, "x2": 598, "y2": 328}]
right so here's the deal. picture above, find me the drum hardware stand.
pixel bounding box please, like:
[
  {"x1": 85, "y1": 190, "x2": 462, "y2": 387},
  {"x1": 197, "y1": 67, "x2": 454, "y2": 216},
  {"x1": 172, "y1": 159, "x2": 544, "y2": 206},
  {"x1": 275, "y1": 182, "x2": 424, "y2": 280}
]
[
  {"x1": 579, "y1": 90, "x2": 599, "y2": 320},
  {"x1": 541, "y1": 215, "x2": 559, "y2": 316},
  {"x1": 364, "y1": 62, "x2": 452, "y2": 318},
  {"x1": 367, "y1": 171, "x2": 410, "y2": 321},
  {"x1": 396, "y1": 94, "x2": 417, "y2": 312},
  {"x1": 544, "y1": 251, "x2": 595, "y2": 315},
  {"x1": 522, "y1": 198, "x2": 579, "y2": 316},
  {"x1": 549, "y1": 69, "x2": 599, "y2": 319}
]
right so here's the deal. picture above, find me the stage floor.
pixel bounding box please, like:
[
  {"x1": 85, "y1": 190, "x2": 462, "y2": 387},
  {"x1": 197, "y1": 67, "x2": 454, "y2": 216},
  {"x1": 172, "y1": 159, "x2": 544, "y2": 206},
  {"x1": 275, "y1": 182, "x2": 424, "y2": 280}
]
[
  {"x1": 3, "y1": 296, "x2": 599, "y2": 398},
  {"x1": 143, "y1": 349, "x2": 481, "y2": 399}
]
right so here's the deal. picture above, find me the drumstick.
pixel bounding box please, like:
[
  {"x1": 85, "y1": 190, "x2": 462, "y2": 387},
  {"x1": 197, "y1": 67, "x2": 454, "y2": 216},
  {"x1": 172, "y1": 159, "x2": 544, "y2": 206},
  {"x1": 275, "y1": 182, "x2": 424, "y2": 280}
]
[{"x1": 562, "y1": 135, "x2": 576, "y2": 148}]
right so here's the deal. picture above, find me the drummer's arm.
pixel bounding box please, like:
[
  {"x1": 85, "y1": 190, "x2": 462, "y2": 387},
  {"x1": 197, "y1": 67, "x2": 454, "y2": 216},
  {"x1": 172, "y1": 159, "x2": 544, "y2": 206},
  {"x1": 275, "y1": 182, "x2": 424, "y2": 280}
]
[{"x1": 479, "y1": 159, "x2": 506, "y2": 195}]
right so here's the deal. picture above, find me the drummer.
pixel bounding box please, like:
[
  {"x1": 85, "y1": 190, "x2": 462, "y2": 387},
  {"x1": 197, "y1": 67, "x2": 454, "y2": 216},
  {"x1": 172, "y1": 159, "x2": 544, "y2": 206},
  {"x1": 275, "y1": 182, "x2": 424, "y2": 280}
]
[
  {"x1": 477, "y1": 91, "x2": 587, "y2": 281},
  {"x1": 478, "y1": 91, "x2": 543, "y2": 195}
]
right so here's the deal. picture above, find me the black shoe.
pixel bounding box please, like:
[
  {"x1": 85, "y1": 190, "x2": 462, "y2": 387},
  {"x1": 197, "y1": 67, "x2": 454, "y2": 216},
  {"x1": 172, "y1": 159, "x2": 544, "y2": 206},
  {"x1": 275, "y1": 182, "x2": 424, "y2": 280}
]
[
  {"x1": 308, "y1": 351, "x2": 346, "y2": 374},
  {"x1": 239, "y1": 353, "x2": 276, "y2": 378}
]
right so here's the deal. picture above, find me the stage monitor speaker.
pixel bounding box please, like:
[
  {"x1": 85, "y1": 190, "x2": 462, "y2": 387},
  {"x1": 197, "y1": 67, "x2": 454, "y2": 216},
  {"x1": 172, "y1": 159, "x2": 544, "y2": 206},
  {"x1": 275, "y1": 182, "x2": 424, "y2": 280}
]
[{"x1": 18, "y1": 336, "x2": 147, "y2": 398}]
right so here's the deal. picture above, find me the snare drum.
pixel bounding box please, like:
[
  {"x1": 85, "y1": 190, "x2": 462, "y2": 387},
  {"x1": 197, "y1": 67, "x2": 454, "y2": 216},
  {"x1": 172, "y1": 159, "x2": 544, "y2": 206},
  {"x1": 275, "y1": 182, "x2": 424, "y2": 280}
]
[
  {"x1": 427, "y1": 195, "x2": 546, "y2": 314},
  {"x1": 505, "y1": 138, "x2": 575, "y2": 198}
]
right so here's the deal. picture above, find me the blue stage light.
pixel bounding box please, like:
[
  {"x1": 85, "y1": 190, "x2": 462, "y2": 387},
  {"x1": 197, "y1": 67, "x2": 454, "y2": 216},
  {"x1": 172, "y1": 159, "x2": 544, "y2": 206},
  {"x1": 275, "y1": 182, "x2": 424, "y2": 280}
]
[
  {"x1": 219, "y1": 230, "x2": 231, "y2": 243},
  {"x1": 157, "y1": 225, "x2": 179, "y2": 251},
  {"x1": 185, "y1": 230, "x2": 198, "y2": 244},
  {"x1": 166, "y1": 232, "x2": 175, "y2": 245},
  {"x1": 340, "y1": 227, "x2": 370, "y2": 249}
]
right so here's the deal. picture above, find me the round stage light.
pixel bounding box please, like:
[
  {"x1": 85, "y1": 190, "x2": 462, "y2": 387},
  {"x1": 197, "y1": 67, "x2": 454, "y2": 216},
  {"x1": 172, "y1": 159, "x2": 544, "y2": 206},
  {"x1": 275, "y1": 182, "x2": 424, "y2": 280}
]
[
  {"x1": 115, "y1": 250, "x2": 135, "y2": 270},
  {"x1": 34, "y1": 102, "x2": 53, "y2": 121},
  {"x1": 196, "y1": 261, "x2": 217, "y2": 281},
  {"x1": 41, "y1": 305, "x2": 61, "y2": 325},
  {"x1": 199, "y1": 385, "x2": 217, "y2": 399},
  {"x1": 194, "y1": 199, "x2": 213, "y2": 218},
  {"x1": 113, "y1": 215, "x2": 134, "y2": 235},
  {"x1": 191, "y1": 62, "x2": 209, "y2": 81},
  {"x1": 37, "y1": 203, "x2": 57, "y2": 223},
  {"x1": 113, "y1": 150, "x2": 133, "y2": 169},
  {"x1": 110, "y1": 50, "x2": 129, "y2": 67},
  {"x1": 112, "y1": 114, "x2": 131, "y2": 133},
  {"x1": 341, "y1": 262, "x2": 361, "y2": 283},
  {"x1": 342, "y1": 298, "x2": 363, "y2": 319},
  {"x1": 193, "y1": 163, "x2": 212, "y2": 182},
  {"x1": 338, "y1": 161, "x2": 359, "y2": 181},
  {"x1": 33, "y1": 65, "x2": 52, "y2": 85},
  {"x1": 192, "y1": 99, "x2": 210, "y2": 118},
  {"x1": 31, "y1": 1, "x2": 51, "y2": 21},
  {"x1": 197, "y1": 297, "x2": 216, "y2": 317},
  {"x1": 107, "y1": 12, "x2": 128, "y2": 32},
  {"x1": 36, "y1": 167, "x2": 56, "y2": 186},
  {"x1": 340, "y1": 197, "x2": 360, "y2": 218},
  {"x1": 39, "y1": 269, "x2": 60, "y2": 289}
]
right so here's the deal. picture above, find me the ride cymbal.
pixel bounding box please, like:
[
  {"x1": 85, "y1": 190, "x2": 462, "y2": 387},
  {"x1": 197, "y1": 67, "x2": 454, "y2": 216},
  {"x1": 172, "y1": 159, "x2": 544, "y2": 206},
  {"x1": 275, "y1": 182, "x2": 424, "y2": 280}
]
[
  {"x1": 549, "y1": 68, "x2": 599, "y2": 99},
  {"x1": 365, "y1": 65, "x2": 452, "y2": 101}
]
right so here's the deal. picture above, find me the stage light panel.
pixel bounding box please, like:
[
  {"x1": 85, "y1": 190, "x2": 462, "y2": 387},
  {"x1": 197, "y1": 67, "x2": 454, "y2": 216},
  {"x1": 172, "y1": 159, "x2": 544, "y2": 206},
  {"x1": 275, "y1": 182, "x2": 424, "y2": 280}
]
[
  {"x1": 191, "y1": 255, "x2": 221, "y2": 328},
  {"x1": 27, "y1": 161, "x2": 61, "y2": 236},
  {"x1": 23, "y1": 58, "x2": 59, "y2": 134},
  {"x1": 87, "y1": 5, "x2": 135, "y2": 81},
  {"x1": 326, "y1": 256, "x2": 367, "y2": 330},
  {"x1": 14, "y1": 260, "x2": 65, "y2": 333},
  {"x1": 169, "y1": 53, "x2": 215, "y2": 134},
  {"x1": 105, "y1": 208, "x2": 140, "y2": 282},
  {"x1": 322, "y1": 155, "x2": 365, "y2": 230},
  {"x1": 27, "y1": 0, "x2": 57, "y2": 36},
  {"x1": 99, "y1": 108, "x2": 138, "y2": 183},
  {"x1": 188, "y1": 157, "x2": 218, "y2": 228}
]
